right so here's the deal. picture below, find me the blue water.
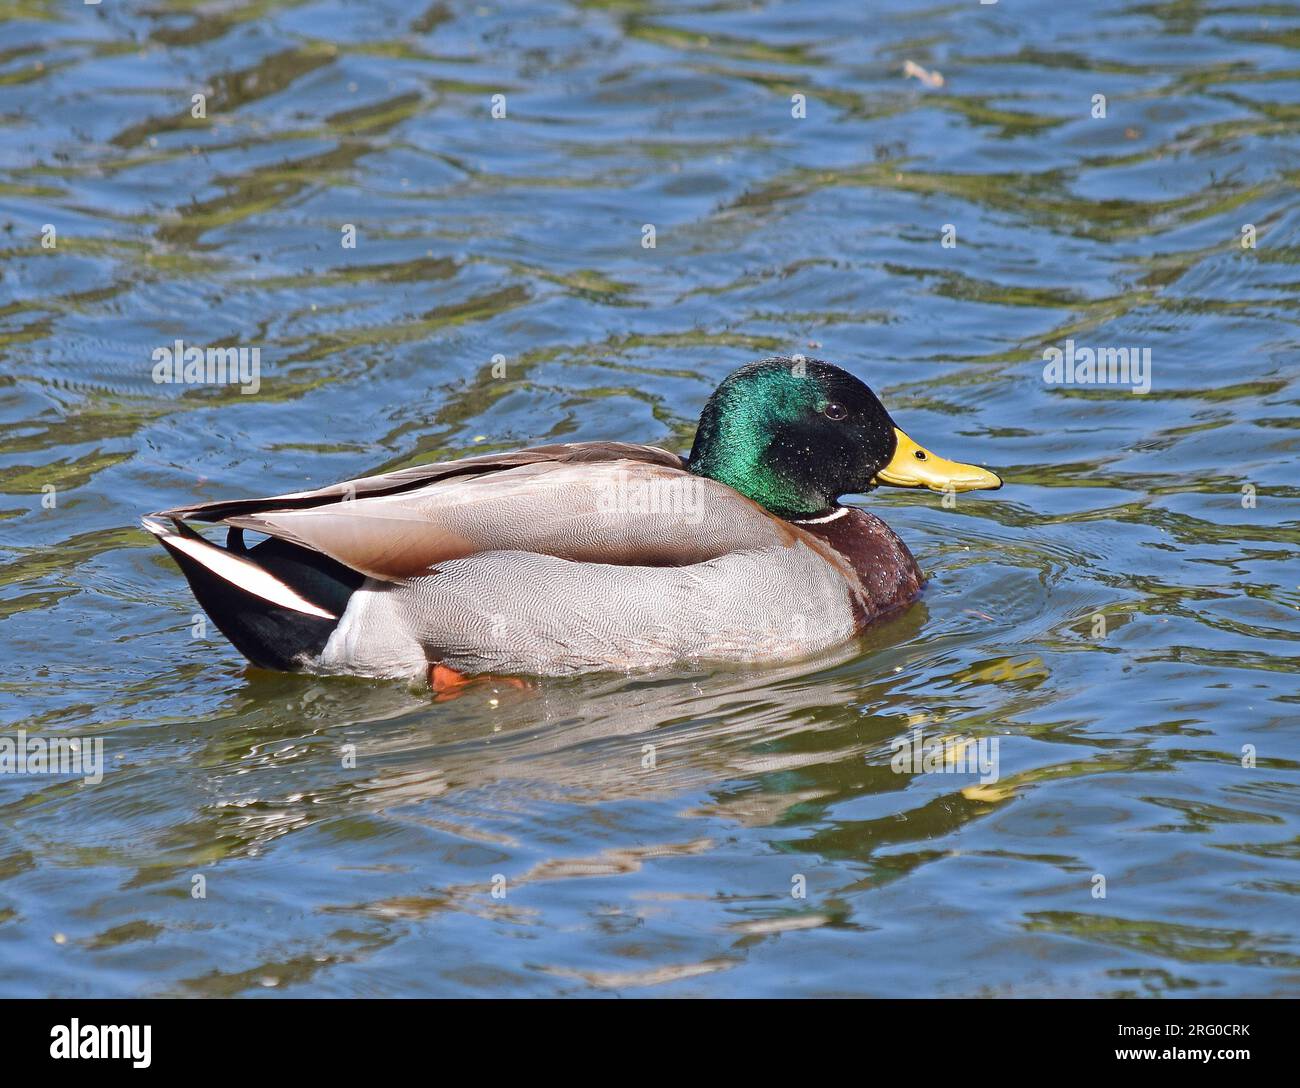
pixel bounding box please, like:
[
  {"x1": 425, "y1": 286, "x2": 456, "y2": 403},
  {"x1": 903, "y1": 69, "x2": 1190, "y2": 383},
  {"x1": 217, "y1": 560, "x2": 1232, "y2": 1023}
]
[{"x1": 1, "y1": 0, "x2": 1298, "y2": 996}]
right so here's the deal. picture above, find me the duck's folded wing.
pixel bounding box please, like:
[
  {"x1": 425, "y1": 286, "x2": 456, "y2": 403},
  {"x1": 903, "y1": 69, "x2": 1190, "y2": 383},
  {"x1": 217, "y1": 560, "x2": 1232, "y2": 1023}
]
[
  {"x1": 153, "y1": 443, "x2": 797, "y2": 581},
  {"x1": 156, "y1": 442, "x2": 686, "y2": 523}
]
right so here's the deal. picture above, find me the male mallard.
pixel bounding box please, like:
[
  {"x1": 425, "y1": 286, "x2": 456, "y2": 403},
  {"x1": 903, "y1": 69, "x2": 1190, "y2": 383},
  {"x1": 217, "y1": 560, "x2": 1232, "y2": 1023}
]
[{"x1": 143, "y1": 357, "x2": 1000, "y2": 684}]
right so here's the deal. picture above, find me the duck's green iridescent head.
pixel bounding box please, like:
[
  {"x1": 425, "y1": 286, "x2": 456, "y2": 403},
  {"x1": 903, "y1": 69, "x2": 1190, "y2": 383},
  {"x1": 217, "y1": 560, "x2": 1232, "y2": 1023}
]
[{"x1": 687, "y1": 357, "x2": 1001, "y2": 519}]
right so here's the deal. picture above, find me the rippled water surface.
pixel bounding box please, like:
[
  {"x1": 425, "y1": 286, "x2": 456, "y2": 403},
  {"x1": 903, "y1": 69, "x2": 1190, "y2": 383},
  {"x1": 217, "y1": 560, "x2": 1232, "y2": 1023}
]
[{"x1": 2, "y1": 0, "x2": 1298, "y2": 997}]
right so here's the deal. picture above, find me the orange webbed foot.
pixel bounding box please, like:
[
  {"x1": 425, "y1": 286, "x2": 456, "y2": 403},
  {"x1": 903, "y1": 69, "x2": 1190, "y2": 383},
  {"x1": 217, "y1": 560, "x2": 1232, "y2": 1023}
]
[{"x1": 427, "y1": 663, "x2": 534, "y2": 702}]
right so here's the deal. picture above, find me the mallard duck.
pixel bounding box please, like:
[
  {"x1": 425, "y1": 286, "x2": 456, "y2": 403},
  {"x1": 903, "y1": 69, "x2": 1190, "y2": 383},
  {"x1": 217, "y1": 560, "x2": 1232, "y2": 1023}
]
[{"x1": 143, "y1": 357, "x2": 1000, "y2": 685}]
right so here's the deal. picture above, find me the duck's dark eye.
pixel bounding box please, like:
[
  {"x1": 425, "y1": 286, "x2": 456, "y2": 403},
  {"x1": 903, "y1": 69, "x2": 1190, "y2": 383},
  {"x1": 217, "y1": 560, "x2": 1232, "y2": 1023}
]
[
  {"x1": 914, "y1": 450, "x2": 928, "y2": 461},
  {"x1": 823, "y1": 402, "x2": 847, "y2": 421}
]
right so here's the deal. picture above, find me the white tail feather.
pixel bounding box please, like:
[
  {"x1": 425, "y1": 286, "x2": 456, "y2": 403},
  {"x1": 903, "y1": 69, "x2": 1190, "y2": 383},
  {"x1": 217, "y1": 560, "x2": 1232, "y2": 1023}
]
[{"x1": 141, "y1": 517, "x2": 337, "y2": 620}]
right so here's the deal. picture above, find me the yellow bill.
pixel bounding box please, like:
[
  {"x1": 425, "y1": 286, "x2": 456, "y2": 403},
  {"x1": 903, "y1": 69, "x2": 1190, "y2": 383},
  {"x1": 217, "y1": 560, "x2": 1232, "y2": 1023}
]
[{"x1": 875, "y1": 428, "x2": 1002, "y2": 492}]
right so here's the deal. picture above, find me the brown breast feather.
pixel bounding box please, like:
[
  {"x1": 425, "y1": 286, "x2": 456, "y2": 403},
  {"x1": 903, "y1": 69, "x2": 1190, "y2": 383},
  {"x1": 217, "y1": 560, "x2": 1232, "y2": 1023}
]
[{"x1": 793, "y1": 508, "x2": 924, "y2": 628}]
